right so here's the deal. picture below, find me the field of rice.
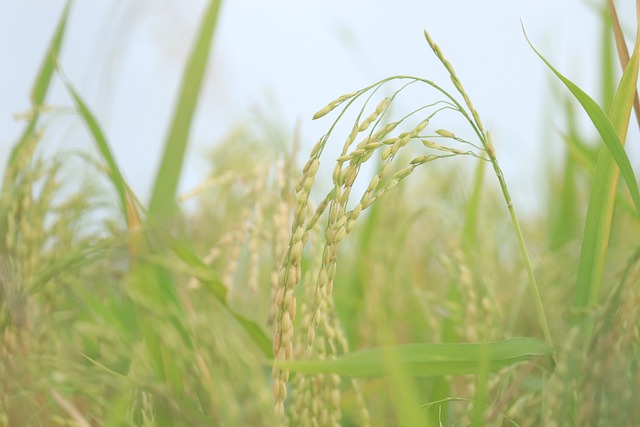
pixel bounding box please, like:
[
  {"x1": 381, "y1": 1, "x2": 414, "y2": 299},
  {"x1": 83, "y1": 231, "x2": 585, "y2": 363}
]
[{"x1": 1, "y1": 1, "x2": 639, "y2": 426}]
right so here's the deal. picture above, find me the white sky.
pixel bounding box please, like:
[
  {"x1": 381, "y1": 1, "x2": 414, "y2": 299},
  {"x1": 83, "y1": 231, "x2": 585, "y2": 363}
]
[{"x1": 1, "y1": 0, "x2": 638, "y2": 214}]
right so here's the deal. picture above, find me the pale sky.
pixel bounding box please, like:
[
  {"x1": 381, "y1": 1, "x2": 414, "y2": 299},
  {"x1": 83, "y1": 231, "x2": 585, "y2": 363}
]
[{"x1": 1, "y1": 0, "x2": 637, "y2": 214}]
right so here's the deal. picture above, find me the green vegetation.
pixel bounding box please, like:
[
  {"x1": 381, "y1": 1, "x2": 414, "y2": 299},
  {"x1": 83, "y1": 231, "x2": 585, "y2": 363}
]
[{"x1": 1, "y1": 1, "x2": 639, "y2": 426}]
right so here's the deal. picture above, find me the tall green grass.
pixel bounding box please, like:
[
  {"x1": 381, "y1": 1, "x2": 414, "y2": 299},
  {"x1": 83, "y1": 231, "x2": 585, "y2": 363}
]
[{"x1": 1, "y1": 1, "x2": 639, "y2": 426}]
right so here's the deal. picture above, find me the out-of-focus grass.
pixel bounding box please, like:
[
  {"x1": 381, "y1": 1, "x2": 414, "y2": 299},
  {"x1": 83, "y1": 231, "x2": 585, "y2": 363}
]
[{"x1": 1, "y1": 1, "x2": 639, "y2": 427}]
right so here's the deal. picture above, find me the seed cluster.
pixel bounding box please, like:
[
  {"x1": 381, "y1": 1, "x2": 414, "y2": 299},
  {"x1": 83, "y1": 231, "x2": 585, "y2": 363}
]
[
  {"x1": 272, "y1": 58, "x2": 491, "y2": 417},
  {"x1": 272, "y1": 154, "x2": 320, "y2": 416},
  {"x1": 290, "y1": 287, "x2": 342, "y2": 427},
  {"x1": 1, "y1": 134, "x2": 107, "y2": 425}
]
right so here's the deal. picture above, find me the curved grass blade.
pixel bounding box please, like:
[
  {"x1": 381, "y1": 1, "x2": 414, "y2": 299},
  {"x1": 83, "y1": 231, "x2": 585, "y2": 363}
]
[
  {"x1": 4, "y1": 1, "x2": 72, "y2": 172},
  {"x1": 524, "y1": 25, "x2": 640, "y2": 218},
  {"x1": 0, "y1": 1, "x2": 72, "y2": 251},
  {"x1": 526, "y1": 1, "x2": 640, "y2": 317},
  {"x1": 600, "y1": 0, "x2": 616, "y2": 111},
  {"x1": 608, "y1": 0, "x2": 640, "y2": 130},
  {"x1": 148, "y1": 0, "x2": 223, "y2": 223},
  {"x1": 58, "y1": 72, "x2": 148, "y2": 268},
  {"x1": 275, "y1": 338, "x2": 553, "y2": 378},
  {"x1": 60, "y1": 75, "x2": 139, "y2": 227},
  {"x1": 575, "y1": 1, "x2": 640, "y2": 314}
]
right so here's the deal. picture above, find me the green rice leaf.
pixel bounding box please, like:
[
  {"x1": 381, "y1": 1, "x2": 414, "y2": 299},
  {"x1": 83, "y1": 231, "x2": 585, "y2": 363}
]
[
  {"x1": 601, "y1": 1, "x2": 616, "y2": 111},
  {"x1": 60, "y1": 77, "x2": 132, "y2": 221},
  {"x1": 31, "y1": 1, "x2": 72, "y2": 107},
  {"x1": 148, "y1": 0, "x2": 223, "y2": 223},
  {"x1": 608, "y1": 0, "x2": 640, "y2": 129},
  {"x1": 275, "y1": 338, "x2": 553, "y2": 378},
  {"x1": 575, "y1": 6, "x2": 640, "y2": 312},
  {"x1": 3, "y1": 1, "x2": 71, "y2": 183},
  {"x1": 526, "y1": 11, "x2": 640, "y2": 319},
  {"x1": 524, "y1": 25, "x2": 640, "y2": 218}
]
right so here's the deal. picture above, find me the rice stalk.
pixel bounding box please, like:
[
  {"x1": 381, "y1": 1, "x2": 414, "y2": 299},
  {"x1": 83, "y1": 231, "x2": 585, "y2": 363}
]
[{"x1": 269, "y1": 30, "x2": 558, "y2": 423}]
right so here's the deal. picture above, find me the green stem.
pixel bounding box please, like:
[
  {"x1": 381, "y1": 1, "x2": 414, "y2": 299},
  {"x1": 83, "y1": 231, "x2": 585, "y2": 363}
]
[{"x1": 486, "y1": 133, "x2": 553, "y2": 347}]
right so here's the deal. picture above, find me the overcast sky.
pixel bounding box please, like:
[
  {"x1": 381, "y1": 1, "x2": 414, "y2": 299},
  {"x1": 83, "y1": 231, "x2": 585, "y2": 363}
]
[{"x1": 1, "y1": 0, "x2": 637, "y2": 214}]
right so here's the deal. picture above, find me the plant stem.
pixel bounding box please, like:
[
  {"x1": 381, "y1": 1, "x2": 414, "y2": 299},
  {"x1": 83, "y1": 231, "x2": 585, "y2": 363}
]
[
  {"x1": 424, "y1": 29, "x2": 552, "y2": 346},
  {"x1": 486, "y1": 133, "x2": 553, "y2": 347}
]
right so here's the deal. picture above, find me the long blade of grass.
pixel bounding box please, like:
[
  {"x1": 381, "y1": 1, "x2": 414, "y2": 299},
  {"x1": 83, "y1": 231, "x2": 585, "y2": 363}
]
[
  {"x1": 526, "y1": 1, "x2": 640, "y2": 316},
  {"x1": 58, "y1": 71, "x2": 147, "y2": 268},
  {"x1": 575, "y1": 2, "x2": 640, "y2": 312},
  {"x1": 276, "y1": 338, "x2": 553, "y2": 378},
  {"x1": 600, "y1": 0, "x2": 616, "y2": 110},
  {"x1": 148, "y1": 0, "x2": 223, "y2": 223},
  {"x1": 524, "y1": 25, "x2": 640, "y2": 218},
  {"x1": 3, "y1": 1, "x2": 72, "y2": 172},
  {"x1": 59, "y1": 74, "x2": 139, "y2": 226},
  {"x1": 574, "y1": 9, "x2": 640, "y2": 312},
  {"x1": 608, "y1": 0, "x2": 640, "y2": 130},
  {"x1": 31, "y1": 3, "x2": 71, "y2": 107}
]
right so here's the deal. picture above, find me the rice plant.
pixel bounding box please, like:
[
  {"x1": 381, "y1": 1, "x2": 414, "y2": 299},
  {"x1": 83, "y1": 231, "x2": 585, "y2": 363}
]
[{"x1": 1, "y1": 0, "x2": 639, "y2": 426}]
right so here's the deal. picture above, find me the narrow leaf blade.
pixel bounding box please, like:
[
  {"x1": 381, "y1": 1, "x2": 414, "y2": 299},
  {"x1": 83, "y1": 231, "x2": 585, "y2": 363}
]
[
  {"x1": 59, "y1": 72, "x2": 144, "y2": 242},
  {"x1": 276, "y1": 338, "x2": 553, "y2": 378},
  {"x1": 3, "y1": 1, "x2": 72, "y2": 178},
  {"x1": 574, "y1": 4, "x2": 640, "y2": 311},
  {"x1": 61, "y1": 78, "x2": 129, "y2": 216},
  {"x1": 524, "y1": 26, "x2": 640, "y2": 218},
  {"x1": 148, "y1": 0, "x2": 223, "y2": 223},
  {"x1": 608, "y1": 0, "x2": 640, "y2": 130}
]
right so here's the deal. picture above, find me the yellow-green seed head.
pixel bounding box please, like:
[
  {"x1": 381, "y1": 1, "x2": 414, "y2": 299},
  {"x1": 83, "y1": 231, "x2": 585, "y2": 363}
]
[
  {"x1": 410, "y1": 118, "x2": 430, "y2": 137},
  {"x1": 381, "y1": 146, "x2": 392, "y2": 161},
  {"x1": 435, "y1": 129, "x2": 455, "y2": 138},
  {"x1": 375, "y1": 97, "x2": 390, "y2": 115},
  {"x1": 394, "y1": 166, "x2": 414, "y2": 180},
  {"x1": 343, "y1": 166, "x2": 357, "y2": 187},
  {"x1": 368, "y1": 175, "x2": 380, "y2": 192},
  {"x1": 350, "y1": 203, "x2": 363, "y2": 220}
]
